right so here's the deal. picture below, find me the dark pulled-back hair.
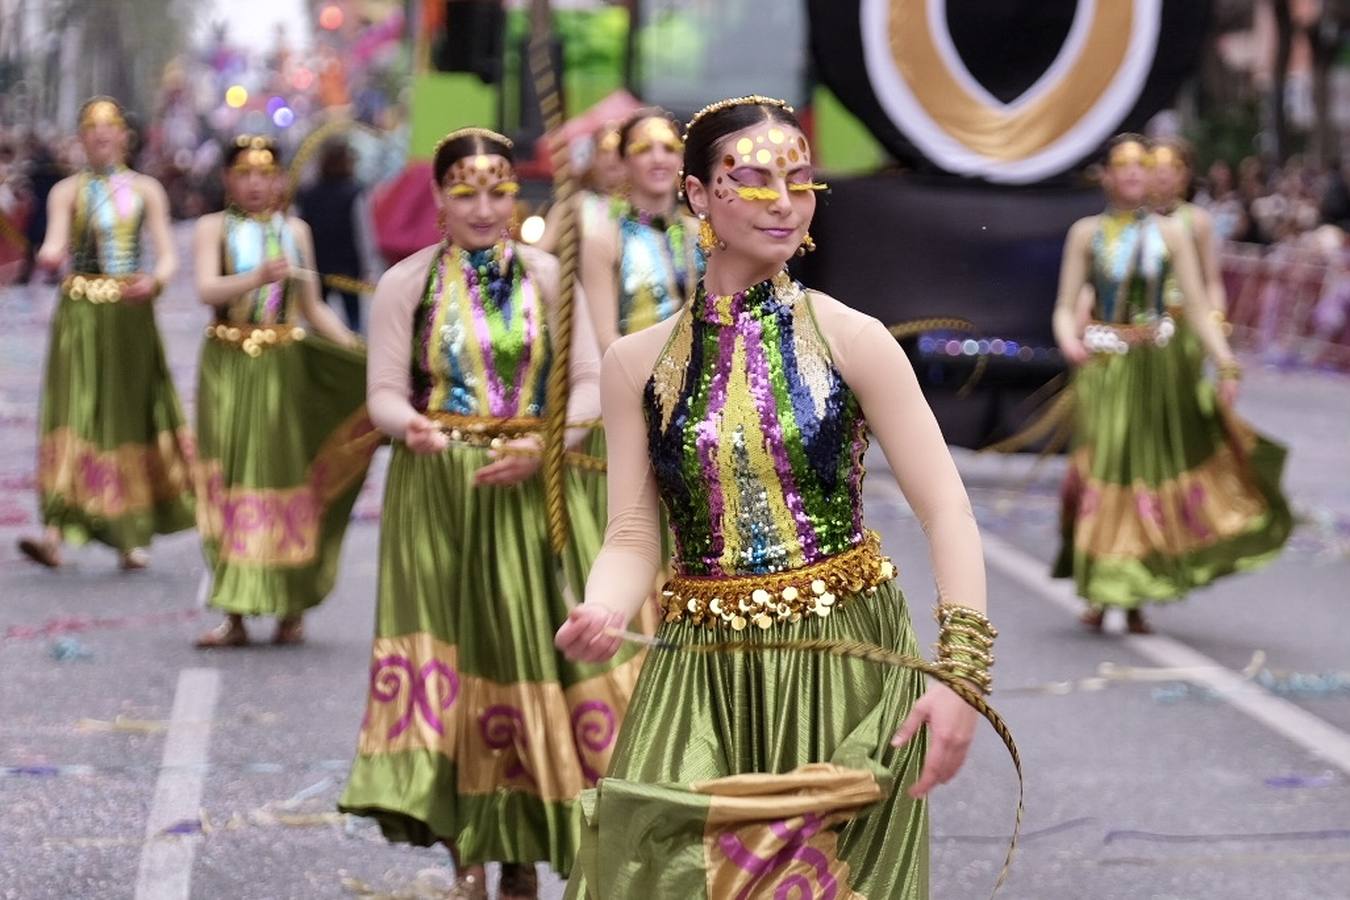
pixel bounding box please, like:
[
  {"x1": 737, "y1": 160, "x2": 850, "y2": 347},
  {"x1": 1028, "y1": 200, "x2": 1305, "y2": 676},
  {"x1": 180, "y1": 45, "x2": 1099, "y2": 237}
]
[
  {"x1": 433, "y1": 130, "x2": 514, "y2": 186},
  {"x1": 681, "y1": 101, "x2": 802, "y2": 210}
]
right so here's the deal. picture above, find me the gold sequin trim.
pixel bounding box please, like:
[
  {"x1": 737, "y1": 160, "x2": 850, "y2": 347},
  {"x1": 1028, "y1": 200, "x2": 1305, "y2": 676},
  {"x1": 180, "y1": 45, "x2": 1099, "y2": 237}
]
[
  {"x1": 661, "y1": 531, "x2": 897, "y2": 631},
  {"x1": 206, "y1": 323, "x2": 306, "y2": 358},
  {"x1": 63, "y1": 274, "x2": 137, "y2": 304},
  {"x1": 427, "y1": 411, "x2": 545, "y2": 448}
]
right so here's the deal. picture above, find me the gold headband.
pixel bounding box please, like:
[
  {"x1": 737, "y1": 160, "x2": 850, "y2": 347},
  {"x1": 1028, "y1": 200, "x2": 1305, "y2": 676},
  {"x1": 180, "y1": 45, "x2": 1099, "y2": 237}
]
[
  {"x1": 1108, "y1": 140, "x2": 1151, "y2": 168},
  {"x1": 1150, "y1": 145, "x2": 1186, "y2": 170},
  {"x1": 433, "y1": 127, "x2": 514, "y2": 160},
  {"x1": 597, "y1": 128, "x2": 621, "y2": 154},
  {"x1": 231, "y1": 148, "x2": 278, "y2": 172},
  {"x1": 80, "y1": 99, "x2": 126, "y2": 130}
]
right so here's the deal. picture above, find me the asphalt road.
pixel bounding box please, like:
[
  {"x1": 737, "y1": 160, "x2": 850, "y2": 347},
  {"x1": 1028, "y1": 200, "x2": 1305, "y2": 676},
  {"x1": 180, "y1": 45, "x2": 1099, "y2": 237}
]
[{"x1": 2, "y1": 231, "x2": 1348, "y2": 899}]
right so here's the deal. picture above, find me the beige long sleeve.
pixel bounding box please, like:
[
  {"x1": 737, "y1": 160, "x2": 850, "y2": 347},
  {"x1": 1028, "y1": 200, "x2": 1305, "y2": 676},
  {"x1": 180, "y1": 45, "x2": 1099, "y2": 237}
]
[
  {"x1": 584, "y1": 293, "x2": 987, "y2": 621},
  {"x1": 364, "y1": 242, "x2": 601, "y2": 444}
]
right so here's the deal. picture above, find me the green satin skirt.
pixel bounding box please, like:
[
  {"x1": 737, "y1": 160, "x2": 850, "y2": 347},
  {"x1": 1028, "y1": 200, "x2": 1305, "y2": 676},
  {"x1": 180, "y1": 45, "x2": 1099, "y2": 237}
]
[
  {"x1": 1054, "y1": 335, "x2": 1292, "y2": 607},
  {"x1": 338, "y1": 442, "x2": 646, "y2": 875},
  {"x1": 36, "y1": 289, "x2": 194, "y2": 552},
  {"x1": 567, "y1": 581, "x2": 929, "y2": 899},
  {"x1": 194, "y1": 335, "x2": 376, "y2": 617}
]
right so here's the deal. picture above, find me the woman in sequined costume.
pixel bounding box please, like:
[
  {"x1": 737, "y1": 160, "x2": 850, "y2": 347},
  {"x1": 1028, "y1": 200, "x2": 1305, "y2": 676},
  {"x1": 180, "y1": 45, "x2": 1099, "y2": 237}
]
[
  {"x1": 1052, "y1": 135, "x2": 1291, "y2": 634},
  {"x1": 537, "y1": 121, "x2": 627, "y2": 256},
  {"x1": 580, "y1": 108, "x2": 702, "y2": 353},
  {"x1": 339, "y1": 128, "x2": 644, "y2": 900},
  {"x1": 555, "y1": 97, "x2": 987, "y2": 899},
  {"x1": 18, "y1": 96, "x2": 194, "y2": 571},
  {"x1": 1150, "y1": 137, "x2": 1230, "y2": 374},
  {"x1": 192, "y1": 136, "x2": 374, "y2": 648},
  {"x1": 578, "y1": 109, "x2": 703, "y2": 556}
]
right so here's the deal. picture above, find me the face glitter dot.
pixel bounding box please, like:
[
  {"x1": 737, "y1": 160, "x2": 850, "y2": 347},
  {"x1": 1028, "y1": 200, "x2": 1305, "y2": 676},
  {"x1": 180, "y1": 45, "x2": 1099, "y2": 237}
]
[{"x1": 736, "y1": 138, "x2": 754, "y2": 155}]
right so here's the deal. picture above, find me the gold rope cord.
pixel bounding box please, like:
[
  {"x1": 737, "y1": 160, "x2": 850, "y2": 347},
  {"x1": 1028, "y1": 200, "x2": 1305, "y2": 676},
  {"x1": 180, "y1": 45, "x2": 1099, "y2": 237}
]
[
  {"x1": 887, "y1": 316, "x2": 990, "y2": 399},
  {"x1": 528, "y1": 1, "x2": 580, "y2": 556}
]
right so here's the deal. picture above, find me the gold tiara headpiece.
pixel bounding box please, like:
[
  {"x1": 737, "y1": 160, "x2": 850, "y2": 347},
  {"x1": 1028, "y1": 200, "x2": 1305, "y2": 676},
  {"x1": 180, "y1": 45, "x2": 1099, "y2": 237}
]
[
  {"x1": 684, "y1": 96, "x2": 794, "y2": 140},
  {"x1": 434, "y1": 127, "x2": 514, "y2": 159},
  {"x1": 79, "y1": 98, "x2": 126, "y2": 130}
]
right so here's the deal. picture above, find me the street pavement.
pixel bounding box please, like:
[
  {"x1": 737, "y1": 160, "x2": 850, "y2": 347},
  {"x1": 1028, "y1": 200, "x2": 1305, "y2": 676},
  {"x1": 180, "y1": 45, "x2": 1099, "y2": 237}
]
[{"x1": 2, "y1": 229, "x2": 1349, "y2": 899}]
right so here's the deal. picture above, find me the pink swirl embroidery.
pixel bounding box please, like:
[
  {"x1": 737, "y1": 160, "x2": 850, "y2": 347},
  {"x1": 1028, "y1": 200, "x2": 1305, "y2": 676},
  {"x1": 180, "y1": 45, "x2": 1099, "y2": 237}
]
[
  {"x1": 1180, "y1": 483, "x2": 1212, "y2": 538},
  {"x1": 718, "y1": 812, "x2": 840, "y2": 900},
  {"x1": 479, "y1": 705, "x2": 535, "y2": 783},
  {"x1": 570, "y1": 700, "x2": 617, "y2": 785},
  {"x1": 368, "y1": 655, "x2": 460, "y2": 740}
]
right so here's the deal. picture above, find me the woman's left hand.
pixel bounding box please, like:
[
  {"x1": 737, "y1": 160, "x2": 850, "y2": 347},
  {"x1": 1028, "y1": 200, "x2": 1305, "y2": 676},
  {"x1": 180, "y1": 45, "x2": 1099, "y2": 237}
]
[
  {"x1": 473, "y1": 437, "x2": 544, "y2": 487},
  {"x1": 891, "y1": 682, "x2": 978, "y2": 799},
  {"x1": 1217, "y1": 376, "x2": 1239, "y2": 407}
]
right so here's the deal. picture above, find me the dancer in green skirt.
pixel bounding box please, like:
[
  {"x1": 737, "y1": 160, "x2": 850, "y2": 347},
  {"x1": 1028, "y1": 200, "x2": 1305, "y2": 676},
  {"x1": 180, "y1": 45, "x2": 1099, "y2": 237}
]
[
  {"x1": 578, "y1": 108, "x2": 702, "y2": 575},
  {"x1": 18, "y1": 96, "x2": 194, "y2": 571},
  {"x1": 1052, "y1": 135, "x2": 1291, "y2": 633},
  {"x1": 1151, "y1": 136, "x2": 1229, "y2": 371},
  {"x1": 556, "y1": 96, "x2": 995, "y2": 900},
  {"x1": 339, "y1": 128, "x2": 644, "y2": 900},
  {"x1": 192, "y1": 136, "x2": 374, "y2": 648}
]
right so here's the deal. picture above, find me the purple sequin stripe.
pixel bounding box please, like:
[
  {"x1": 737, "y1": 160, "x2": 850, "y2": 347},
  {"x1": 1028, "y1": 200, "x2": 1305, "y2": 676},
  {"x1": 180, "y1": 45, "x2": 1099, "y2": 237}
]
[
  {"x1": 694, "y1": 323, "x2": 736, "y2": 572},
  {"x1": 463, "y1": 246, "x2": 537, "y2": 417},
  {"x1": 739, "y1": 312, "x2": 822, "y2": 562}
]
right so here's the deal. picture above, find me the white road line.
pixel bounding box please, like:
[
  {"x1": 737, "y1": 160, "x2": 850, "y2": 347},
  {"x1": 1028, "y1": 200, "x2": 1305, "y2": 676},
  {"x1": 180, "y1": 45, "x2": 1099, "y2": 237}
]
[
  {"x1": 980, "y1": 530, "x2": 1350, "y2": 776},
  {"x1": 134, "y1": 668, "x2": 220, "y2": 900},
  {"x1": 862, "y1": 471, "x2": 1350, "y2": 775}
]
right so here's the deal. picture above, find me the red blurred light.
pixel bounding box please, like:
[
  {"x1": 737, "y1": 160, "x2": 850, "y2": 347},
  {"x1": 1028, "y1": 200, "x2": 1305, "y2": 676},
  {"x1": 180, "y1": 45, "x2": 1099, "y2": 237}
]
[
  {"x1": 319, "y1": 5, "x2": 343, "y2": 30},
  {"x1": 291, "y1": 67, "x2": 315, "y2": 90}
]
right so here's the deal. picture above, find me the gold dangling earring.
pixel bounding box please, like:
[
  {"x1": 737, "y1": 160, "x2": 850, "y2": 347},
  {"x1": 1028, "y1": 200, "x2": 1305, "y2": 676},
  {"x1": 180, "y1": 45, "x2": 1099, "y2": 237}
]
[
  {"x1": 796, "y1": 232, "x2": 817, "y2": 257},
  {"x1": 436, "y1": 208, "x2": 447, "y2": 238},
  {"x1": 698, "y1": 214, "x2": 718, "y2": 255}
]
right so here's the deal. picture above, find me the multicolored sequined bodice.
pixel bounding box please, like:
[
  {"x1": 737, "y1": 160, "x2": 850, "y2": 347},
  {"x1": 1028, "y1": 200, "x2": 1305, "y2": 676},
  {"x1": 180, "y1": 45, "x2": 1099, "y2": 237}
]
[
  {"x1": 410, "y1": 242, "x2": 552, "y2": 418},
  {"x1": 1091, "y1": 210, "x2": 1171, "y2": 323},
  {"x1": 645, "y1": 273, "x2": 868, "y2": 577},
  {"x1": 617, "y1": 207, "x2": 703, "y2": 336},
  {"x1": 72, "y1": 168, "x2": 143, "y2": 275},
  {"x1": 220, "y1": 209, "x2": 300, "y2": 325}
]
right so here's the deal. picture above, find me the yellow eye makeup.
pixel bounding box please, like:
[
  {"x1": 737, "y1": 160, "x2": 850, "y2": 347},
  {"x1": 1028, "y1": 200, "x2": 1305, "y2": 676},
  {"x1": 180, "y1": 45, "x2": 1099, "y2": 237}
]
[
  {"x1": 446, "y1": 184, "x2": 477, "y2": 198},
  {"x1": 492, "y1": 181, "x2": 521, "y2": 196},
  {"x1": 788, "y1": 182, "x2": 829, "y2": 193},
  {"x1": 624, "y1": 118, "x2": 684, "y2": 156},
  {"x1": 735, "y1": 186, "x2": 782, "y2": 202}
]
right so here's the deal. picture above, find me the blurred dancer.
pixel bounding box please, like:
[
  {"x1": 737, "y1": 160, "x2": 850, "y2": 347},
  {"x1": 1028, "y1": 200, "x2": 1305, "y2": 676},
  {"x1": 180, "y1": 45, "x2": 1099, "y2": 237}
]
[
  {"x1": 192, "y1": 135, "x2": 375, "y2": 648},
  {"x1": 18, "y1": 97, "x2": 194, "y2": 571},
  {"x1": 1052, "y1": 135, "x2": 1291, "y2": 633}
]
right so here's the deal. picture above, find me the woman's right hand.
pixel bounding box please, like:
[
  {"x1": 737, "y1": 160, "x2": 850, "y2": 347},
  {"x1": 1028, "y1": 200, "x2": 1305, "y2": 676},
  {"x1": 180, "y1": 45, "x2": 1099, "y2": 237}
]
[
  {"x1": 35, "y1": 245, "x2": 63, "y2": 272},
  {"x1": 254, "y1": 257, "x2": 291, "y2": 288},
  {"x1": 1059, "y1": 337, "x2": 1089, "y2": 367},
  {"x1": 555, "y1": 603, "x2": 627, "y2": 662},
  {"x1": 404, "y1": 414, "x2": 448, "y2": 455}
]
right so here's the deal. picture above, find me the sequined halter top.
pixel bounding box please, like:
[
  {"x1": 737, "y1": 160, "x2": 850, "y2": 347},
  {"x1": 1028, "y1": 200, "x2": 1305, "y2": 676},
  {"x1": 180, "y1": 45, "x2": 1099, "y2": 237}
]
[
  {"x1": 410, "y1": 242, "x2": 552, "y2": 418},
  {"x1": 1091, "y1": 209, "x2": 1171, "y2": 324},
  {"x1": 644, "y1": 272, "x2": 869, "y2": 577},
  {"x1": 219, "y1": 208, "x2": 301, "y2": 325},
  {"x1": 616, "y1": 205, "x2": 703, "y2": 336},
  {"x1": 72, "y1": 167, "x2": 143, "y2": 275}
]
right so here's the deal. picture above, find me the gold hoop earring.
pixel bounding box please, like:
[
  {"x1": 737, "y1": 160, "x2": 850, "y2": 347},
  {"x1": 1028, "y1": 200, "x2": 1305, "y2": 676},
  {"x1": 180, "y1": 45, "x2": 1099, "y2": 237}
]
[
  {"x1": 698, "y1": 215, "x2": 719, "y2": 255},
  {"x1": 796, "y1": 232, "x2": 817, "y2": 257}
]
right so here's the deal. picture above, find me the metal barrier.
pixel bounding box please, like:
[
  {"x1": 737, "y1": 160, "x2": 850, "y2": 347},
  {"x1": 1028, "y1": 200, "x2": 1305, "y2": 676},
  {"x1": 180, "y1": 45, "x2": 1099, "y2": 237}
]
[{"x1": 1222, "y1": 240, "x2": 1350, "y2": 371}]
